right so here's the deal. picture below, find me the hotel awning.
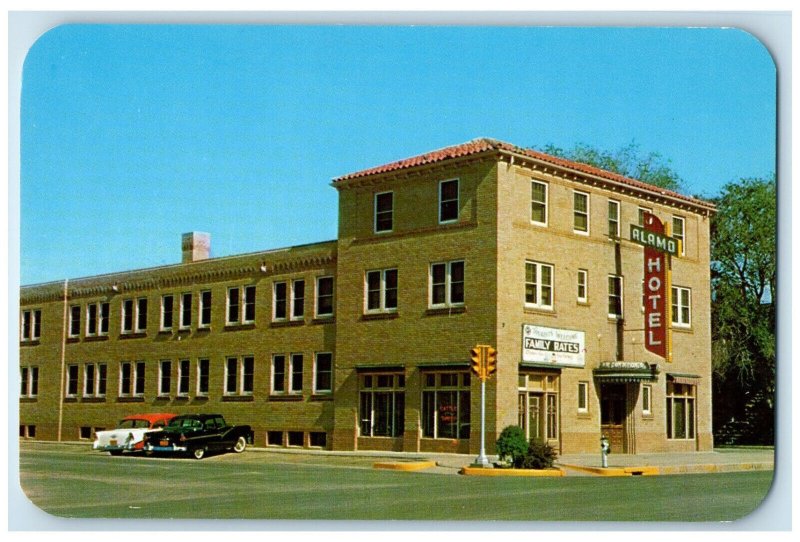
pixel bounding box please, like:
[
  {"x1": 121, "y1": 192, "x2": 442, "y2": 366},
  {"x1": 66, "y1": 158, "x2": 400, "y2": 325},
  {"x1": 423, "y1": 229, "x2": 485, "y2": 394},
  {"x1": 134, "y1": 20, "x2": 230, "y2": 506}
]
[
  {"x1": 593, "y1": 361, "x2": 659, "y2": 383},
  {"x1": 667, "y1": 373, "x2": 701, "y2": 385}
]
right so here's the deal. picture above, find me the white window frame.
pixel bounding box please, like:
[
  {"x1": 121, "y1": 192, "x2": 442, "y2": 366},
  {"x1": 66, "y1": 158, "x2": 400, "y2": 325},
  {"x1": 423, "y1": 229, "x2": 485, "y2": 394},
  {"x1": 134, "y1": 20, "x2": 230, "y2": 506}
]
[
  {"x1": 577, "y1": 381, "x2": 589, "y2": 413},
  {"x1": 608, "y1": 199, "x2": 620, "y2": 238},
  {"x1": 429, "y1": 260, "x2": 465, "y2": 308},
  {"x1": 638, "y1": 206, "x2": 653, "y2": 226},
  {"x1": 289, "y1": 353, "x2": 304, "y2": 394},
  {"x1": 273, "y1": 281, "x2": 288, "y2": 321},
  {"x1": 577, "y1": 269, "x2": 588, "y2": 304},
  {"x1": 291, "y1": 279, "x2": 305, "y2": 320},
  {"x1": 85, "y1": 304, "x2": 98, "y2": 337},
  {"x1": 530, "y1": 180, "x2": 548, "y2": 226},
  {"x1": 608, "y1": 275, "x2": 624, "y2": 319},
  {"x1": 135, "y1": 297, "x2": 148, "y2": 333},
  {"x1": 179, "y1": 292, "x2": 192, "y2": 330},
  {"x1": 524, "y1": 261, "x2": 554, "y2": 310},
  {"x1": 243, "y1": 285, "x2": 256, "y2": 324},
  {"x1": 271, "y1": 354, "x2": 287, "y2": 395},
  {"x1": 21, "y1": 309, "x2": 42, "y2": 341},
  {"x1": 66, "y1": 364, "x2": 79, "y2": 398},
  {"x1": 160, "y1": 295, "x2": 174, "y2": 331},
  {"x1": 226, "y1": 287, "x2": 241, "y2": 325},
  {"x1": 196, "y1": 358, "x2": 210, "y2": 397},
  {"x1": 313, "y1": 352, "x2": 333, "y2": 394},
  {"x1": 120, "y1": 299, "x2": 133, "y2": 334},
  {"x1": 177, "y1": 359, "x2": 191, "y2": 397},
  {"x1": 158, "y1": 360, "x2": 172, "y2": 397},
  {"x1": 438, "y1": 178, "x2": 460, "y2": 224},
  {"x1": 20, "y1": 366, "x2": 39, "y2": 398},
  {"x1": 672, "y1": 216, "x2": 686, "y2": 256},
  {"x1": 315, "y1": 276, "x2": 335, "y2": 318},
  {"x1": 671, "y1": 286, "x2": 692, "y2": 328},
  {"x1": 573, "y1": 190, "x2": 590, "y2": 235},
  {"x1": 374, "y1": 191, "x2": 394, "y2": 233},
  {"x1": 365, "y1": 268, "x2": 398, "y2": 313},
  {"x1": 642, "y1": 384, "x2": 652, "y2": 416},
  {"x1": 199, "y1": 290, "x2": 212, "y2": 328},
  {"x1": 224, "y1": 355, "x2": 255, "y2": 396}
]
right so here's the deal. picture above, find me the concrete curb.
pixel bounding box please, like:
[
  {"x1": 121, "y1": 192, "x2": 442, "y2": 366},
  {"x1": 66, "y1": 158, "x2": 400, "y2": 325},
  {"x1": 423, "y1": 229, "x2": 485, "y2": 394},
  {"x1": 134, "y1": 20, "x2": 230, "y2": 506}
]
[
  {"x1": 559, "y1": 462, "x2": 773, "y2": 476},
  {"x1": 459, "y1": 466, "x2": 564, "y2": 477},
  {"x1": 559, "y1": 464, "x2": 659, "y2": 476},
  {"x1": 373, "y1": 460, "x2": 438, "y2": 471}
]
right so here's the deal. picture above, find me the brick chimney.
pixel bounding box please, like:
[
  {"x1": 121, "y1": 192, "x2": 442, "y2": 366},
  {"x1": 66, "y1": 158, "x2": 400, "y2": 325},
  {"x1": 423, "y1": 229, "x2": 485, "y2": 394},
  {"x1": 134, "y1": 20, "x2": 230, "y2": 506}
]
[{"x1": 182, "y1": 232, "x2": 211, "y2": 263}]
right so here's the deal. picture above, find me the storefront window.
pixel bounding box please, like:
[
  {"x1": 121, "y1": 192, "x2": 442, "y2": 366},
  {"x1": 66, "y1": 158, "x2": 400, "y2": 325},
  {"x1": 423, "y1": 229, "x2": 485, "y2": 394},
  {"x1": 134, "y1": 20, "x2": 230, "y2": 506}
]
[
  {"x1": 359, "y1": 373, "x2": 405, "y2": 437},
  {"x1": 667, "y1": 382, "x2": 696, "y2": 439},
  {"x1": 422, "y1": 372, "x2": 470, "y2": 439}
]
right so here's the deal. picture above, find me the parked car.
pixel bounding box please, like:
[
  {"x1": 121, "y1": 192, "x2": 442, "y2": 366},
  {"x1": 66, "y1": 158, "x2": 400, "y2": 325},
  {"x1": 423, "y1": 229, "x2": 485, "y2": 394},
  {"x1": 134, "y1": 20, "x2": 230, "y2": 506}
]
[
  {"x1": 93, "y1": 413, "x2": 177, "y2": 455},
  {"x1": 143, "y1": 414, "x2": 254, "y2": 459}
]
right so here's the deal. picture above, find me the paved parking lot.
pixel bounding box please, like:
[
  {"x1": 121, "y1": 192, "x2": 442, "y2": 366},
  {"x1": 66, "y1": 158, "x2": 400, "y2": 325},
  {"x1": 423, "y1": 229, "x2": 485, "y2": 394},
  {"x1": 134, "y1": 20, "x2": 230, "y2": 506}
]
[{"x1": 17, "y1": 441, "x2": 774, "y2": 524}]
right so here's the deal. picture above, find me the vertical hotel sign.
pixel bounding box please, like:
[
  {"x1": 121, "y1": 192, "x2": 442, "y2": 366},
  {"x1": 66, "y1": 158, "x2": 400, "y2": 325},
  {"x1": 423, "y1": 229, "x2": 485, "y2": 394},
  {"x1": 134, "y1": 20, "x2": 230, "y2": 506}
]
[{"x1": 630, "y1": 213, "x2": 680, "y2": 362}]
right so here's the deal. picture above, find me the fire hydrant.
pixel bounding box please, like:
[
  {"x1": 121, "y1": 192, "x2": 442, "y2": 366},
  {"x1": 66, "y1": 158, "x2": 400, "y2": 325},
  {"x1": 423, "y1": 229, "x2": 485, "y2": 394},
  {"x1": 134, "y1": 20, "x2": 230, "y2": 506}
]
[{"x1": 600, "y1": 435, "x2": 611, "y2": 468}]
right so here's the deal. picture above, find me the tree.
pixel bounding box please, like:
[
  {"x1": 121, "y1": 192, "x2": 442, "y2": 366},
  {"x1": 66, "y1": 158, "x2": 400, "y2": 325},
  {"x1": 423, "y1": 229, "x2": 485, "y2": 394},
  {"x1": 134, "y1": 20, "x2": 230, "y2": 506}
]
[
  {"x1": 539, "y1": 141, "x2": 683, "y2": 192},
  {"x1": 710, "y1": 176, "x2": 776, "y2": 444}
]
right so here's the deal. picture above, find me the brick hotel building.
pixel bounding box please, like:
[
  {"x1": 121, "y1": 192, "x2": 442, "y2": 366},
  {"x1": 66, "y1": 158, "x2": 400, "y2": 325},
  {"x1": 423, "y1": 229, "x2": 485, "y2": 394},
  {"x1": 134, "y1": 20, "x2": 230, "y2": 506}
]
[{"x1": 19, "y1": 138, "x2": 716, "y2": 455}]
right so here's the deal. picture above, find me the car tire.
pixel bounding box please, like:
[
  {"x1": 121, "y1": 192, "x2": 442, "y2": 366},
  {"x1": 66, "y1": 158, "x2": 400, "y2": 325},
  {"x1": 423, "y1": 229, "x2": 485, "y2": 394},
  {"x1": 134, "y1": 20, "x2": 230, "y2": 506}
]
[
  {"x1": 109, "y1": 450, "x2": 123, "y2": 457},
  {"x1": 233, "y1": 436, "x2": 247, "y2": 453},
  {"x1": 192, "y1": 447, "x2": 206, "y2": 460}
]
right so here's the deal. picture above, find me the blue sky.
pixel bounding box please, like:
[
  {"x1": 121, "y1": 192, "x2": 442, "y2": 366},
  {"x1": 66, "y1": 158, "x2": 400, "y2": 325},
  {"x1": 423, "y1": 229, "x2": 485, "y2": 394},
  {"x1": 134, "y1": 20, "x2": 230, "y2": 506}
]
[{"x1": 19, "y1": 25, "x2": 776, "y2": 285}]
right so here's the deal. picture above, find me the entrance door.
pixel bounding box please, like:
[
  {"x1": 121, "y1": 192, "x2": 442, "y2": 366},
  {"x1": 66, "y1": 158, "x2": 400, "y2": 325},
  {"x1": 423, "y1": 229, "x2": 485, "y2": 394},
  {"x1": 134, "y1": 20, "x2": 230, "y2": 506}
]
[
  {"x1": 518, "y1": 392, "x2": 544, "y2": 442},
  {"x1": 600, "y1": 383, "x2": 627, "y2": 453}
]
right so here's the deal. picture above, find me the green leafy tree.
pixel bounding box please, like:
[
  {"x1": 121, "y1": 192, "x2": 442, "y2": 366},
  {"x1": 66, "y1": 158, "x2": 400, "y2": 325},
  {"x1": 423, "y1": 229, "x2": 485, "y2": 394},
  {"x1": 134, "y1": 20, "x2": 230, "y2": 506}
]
[
  {"x1": 539, "y1": 141, "x2": 683, "y2": 191},
  {"x1": 710, "y1": 176, "x2": 776, "y2": 444}
]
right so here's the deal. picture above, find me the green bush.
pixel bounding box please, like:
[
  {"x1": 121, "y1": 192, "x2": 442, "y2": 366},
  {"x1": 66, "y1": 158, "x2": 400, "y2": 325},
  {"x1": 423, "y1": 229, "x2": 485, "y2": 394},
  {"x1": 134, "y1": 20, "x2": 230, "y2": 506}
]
[
  {"x1": 495, "y1": 426, "x2": 528, "y2": 467},
  {"x1": 520, "y1": 441, "x2": 558, "y2": 470}
]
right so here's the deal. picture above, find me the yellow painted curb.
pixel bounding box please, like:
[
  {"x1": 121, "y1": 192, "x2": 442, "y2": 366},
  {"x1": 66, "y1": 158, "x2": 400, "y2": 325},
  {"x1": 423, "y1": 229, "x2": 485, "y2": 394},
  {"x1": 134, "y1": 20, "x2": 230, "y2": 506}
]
[
  {"x1": 559, "y1": 464, "x2": 659, "y2": 476},
  {"x1": 459, "y1": 466, "x2": 564, "y2": 477},
  {"x1": 373, "y1": 460, "x2": 437, "y2": 471}
]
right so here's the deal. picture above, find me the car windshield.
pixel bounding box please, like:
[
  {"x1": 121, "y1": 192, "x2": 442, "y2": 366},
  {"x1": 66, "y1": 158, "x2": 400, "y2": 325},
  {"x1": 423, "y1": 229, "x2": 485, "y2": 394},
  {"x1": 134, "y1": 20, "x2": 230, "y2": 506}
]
[
  {"x1": 117, "y1": 419, "x2": 150, "y2": 429},
  {"x1": 168, "y1": 417, "x2": 202, "y2": 429}
]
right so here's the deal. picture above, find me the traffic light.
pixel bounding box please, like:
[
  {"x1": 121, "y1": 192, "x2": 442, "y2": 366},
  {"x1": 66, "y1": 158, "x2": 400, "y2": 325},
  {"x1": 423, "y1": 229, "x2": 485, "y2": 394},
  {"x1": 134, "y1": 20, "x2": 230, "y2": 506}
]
[
  {"x1": 485, "y1": 347, "x2": 497, "y2": 376},
  {"x1": 470, "y1": 347, "x2": 484, "y2": 379}
]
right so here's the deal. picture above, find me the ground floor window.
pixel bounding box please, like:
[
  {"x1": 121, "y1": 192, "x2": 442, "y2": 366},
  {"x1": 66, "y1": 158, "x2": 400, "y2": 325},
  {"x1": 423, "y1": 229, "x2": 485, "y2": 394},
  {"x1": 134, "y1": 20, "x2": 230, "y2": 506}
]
[
  {"x1": 422, "y1": 371, "x2": 470, "y2": 439},
  {"x1": 667, "y1": 382, "x2": 696, "y2": 439},
  {"x1": 359, "y1": 373, "x2": 405, "y2": 437},
  {"x1": 518, "y1": 372, "x2": 559, "y2": 442}
]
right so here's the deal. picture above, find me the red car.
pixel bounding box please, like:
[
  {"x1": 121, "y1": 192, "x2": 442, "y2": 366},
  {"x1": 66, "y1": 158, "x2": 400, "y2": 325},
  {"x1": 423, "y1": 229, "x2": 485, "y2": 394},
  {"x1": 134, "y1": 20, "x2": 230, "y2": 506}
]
[{"x1": 93, "y1": 413, "x2": 177, "y2": 455}]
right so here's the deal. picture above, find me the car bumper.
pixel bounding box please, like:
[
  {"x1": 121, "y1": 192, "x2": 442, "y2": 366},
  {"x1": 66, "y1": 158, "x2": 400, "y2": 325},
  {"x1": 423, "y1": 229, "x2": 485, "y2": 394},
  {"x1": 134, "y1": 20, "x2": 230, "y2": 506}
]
[{"x1": 144, "y1": 444, "x2": 187, "y2": 453}]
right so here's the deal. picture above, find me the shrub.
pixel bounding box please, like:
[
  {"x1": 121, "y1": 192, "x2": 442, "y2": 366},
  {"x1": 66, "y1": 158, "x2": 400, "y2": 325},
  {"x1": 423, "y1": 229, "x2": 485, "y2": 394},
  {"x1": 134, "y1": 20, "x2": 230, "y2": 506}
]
[
  {"x1": 495, "y1": 426, "x2": 528, "y2": 467},
  {"x1": 520, "y1": 441, "x2": 558, "y2": 470}
]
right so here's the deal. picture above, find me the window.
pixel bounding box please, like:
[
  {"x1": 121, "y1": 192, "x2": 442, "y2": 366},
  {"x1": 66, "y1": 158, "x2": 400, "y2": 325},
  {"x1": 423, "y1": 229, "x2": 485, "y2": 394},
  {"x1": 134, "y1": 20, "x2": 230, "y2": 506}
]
[
  {"x1": 365, "y1": 269, "x2": 398, "y2": 312},
  {"x1": 667, "y1": 382, "x2": 695, "y2": 439},
  {"x1": 608, "y1": 275, "x2": 623, "y2": 318},
  {"x1": 66, "y1": 364, "x2": 79, "y2": 397},
  {"x1": 20, "y1": 366, "x2": 39, "y2": 398},
  {"x1": 199, "y1": 291, "x2": 212, "y2": 328},
  {"x1": 178, "y1": 359, "x2": 190, "y2": 397},
  {"x1": 292, "y1": 280, "x2": 305, "y2": 320},
  {"x1": 314, "y1": 353, "x2": 333, "y2": 394},
  {"x1": 267, "y1": 431, "x2": 284, "y2": 446},
  {"x1": 226, "y1": 287, "x2": 240, "y2": 325},
  {"x1": 374, "y1": 191, "x2": 394, "y2": 233},
  {"x1": 226, "y1": 286, "x2": 256, "y2": 325},
  {"x1": 180, "y1": 293, "x2": 192, "y2": 329},
  {"x1": 577, "y1": 382, "x2": 589, "y2": 413},
  {"x1": 359, "y1": 373, "x2": 405, "y2": 437},
  {"x1": 608, "y1": 200, "x2": 620, "y2": 238},
  {"x1": 83, "y1": 363, "x2": 107, "y2": 398},
  {"x1": 243, "y1": 286, "x2": 256, "y2": 323},
  {"x1": 159, "y1": 360, "x2": 172, "y2": 396},
  {"x1": 271, "y1": 354, "x2": 286, "y2": 394},
  {"x1": 531, "y1": 180, "x2": 548, "y2": 225},
  {"x1": 86, "y1": 303, "x2": 109, "y2": 337},
  {"x1": 161, "y1": 295, "x2": 174, "y2": 331},
  {"x1": 422, "y1": 372, "x2": 470, "y2": 439},
  {"x1": 136, "y1": 298, "x2": 148, "y2": 333},
  {"x1": 642, "y1": 384, "x2": 652, "y2": 416},
  {"x1": 197, "y1": 358, "x2": 210, "y2": 396},
  {"x1": 573, "y1": 191, "x2": 589, "y2": 234},
  {"x1": 120, "y1": 361, "x2": 145, "y2": 397},
  {"x1": 525, "y1": 261, "x2": 554, "y2": 310},
  {"x1": 638, "y1": 207, "x2": 653, "y2": 226},
  {"x1": 439, "y1": 179, "x2": 459, "y2": 223},
  {"x1": 672, "y1": 216, "x2": 685, "y2": 255},
  {"x1": 69, "y1": 305, "x2": 81, "y2": 337},
  {"x1": 671, "y1": 286, "x2": 692, "y2": 328},
  {"x1": 430, "y1": 261, "x2": 464, "y2": 308},
  {"x1": 21, "y1": 309, "x2": 42, "y2": 341},
  {"x1": 290, "y1": 354, "x2": 304, "y2": 394},
  {"x1": 273, "y1": 282, "x2": 287, "y2": 320},
  {"x1": 225, "y1": 356, "x2": 255, "y2": 396},
  {"x1": 316, "y1": 277, "x2": 334, "y2": 317},
  {"x1": 577, "y1": 269, "x2": 588, "y2": 304},
  {"x1": 121, "y1": 300, "x2": 133, "y2": 333}
]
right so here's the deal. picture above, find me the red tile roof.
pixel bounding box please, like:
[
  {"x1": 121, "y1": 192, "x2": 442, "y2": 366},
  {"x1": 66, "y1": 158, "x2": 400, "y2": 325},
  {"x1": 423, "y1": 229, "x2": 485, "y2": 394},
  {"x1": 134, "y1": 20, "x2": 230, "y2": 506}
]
[{"x1": 333, "y1": 138, "x2": 714, "y2": 211}]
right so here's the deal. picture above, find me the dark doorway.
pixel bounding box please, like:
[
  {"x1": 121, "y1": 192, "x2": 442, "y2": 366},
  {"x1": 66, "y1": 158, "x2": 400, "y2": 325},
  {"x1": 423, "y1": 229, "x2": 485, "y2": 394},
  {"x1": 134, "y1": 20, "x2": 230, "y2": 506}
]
[{"x1": 600, "y1": 383, "x2": 627, "y2": 453}]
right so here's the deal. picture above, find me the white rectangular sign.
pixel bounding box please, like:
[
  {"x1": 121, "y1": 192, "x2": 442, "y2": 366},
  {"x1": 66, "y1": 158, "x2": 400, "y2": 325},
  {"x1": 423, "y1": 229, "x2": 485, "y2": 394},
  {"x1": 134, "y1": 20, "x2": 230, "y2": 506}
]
[{"x1": 522, "y1": 324, "x2": 585, "y2": 367}]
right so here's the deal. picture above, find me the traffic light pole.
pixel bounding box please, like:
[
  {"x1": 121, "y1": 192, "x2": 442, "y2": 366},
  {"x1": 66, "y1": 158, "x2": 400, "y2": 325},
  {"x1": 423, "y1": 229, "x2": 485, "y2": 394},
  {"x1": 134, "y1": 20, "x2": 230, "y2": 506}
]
[{"x1": 475, "y1": 377, "x2": 490, "y2": 467}]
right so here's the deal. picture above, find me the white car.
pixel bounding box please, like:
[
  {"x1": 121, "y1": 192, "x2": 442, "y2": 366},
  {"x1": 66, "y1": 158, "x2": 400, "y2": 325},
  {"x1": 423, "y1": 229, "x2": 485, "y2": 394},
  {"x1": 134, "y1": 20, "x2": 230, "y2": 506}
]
[{"x1": 93, "y1": 413, "x2": 176, "y2": 455}]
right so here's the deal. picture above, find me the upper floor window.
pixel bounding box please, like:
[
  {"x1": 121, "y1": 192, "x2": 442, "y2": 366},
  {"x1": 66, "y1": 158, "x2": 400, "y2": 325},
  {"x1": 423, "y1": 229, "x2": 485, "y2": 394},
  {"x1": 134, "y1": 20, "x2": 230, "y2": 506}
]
[
  {"x1": 178, "y1": 359, "x2": 191, "y2": 397},
  {"x1": 573, "y1": 191, "x2": 589, "y2": 234},
  {"x1": 21, "y1": 309, "x2": 42, "y2": 342},
  {"x1": 374, "y1": 191, "x2": 394, "y2": 233},
  {"x1": 608, "y1": 199, "x2": 620, "y2": 238},
  {"x1": 197, "y1": 358, "x2": 210, "y2": 397},
  {"x1": 180, "y1": 293, "x2": 192, "y2": 329},
  {"x1": 365, "y1": 269, "x2": 398, "y2": 313},
  {"x1": 314, "y1": 353, "x2": 333, "y2": 394},
  {"x1": 638, "y1": 206, "x2": 653, "y2": 226},
  {"x1": 608, "y1": 275, "x2": 624, "y2": 318},
  {"x1": 20, "y1": 366, "x2": 39, "y2": 398},
  {"x1": 672, "y1": 216, "x2": 686, "y2": 255},
  {"x1": 119, "y1": 361, "x2": 145, "y2": 397},
  {"x1": 69, "y1": 305, "x2": 81, "y2": 337},
  {"x1": 577, "y1": 269, "x2": 588, "y2": 304},
  {"x1": 430, "y1": 260, "x2": 464, "y2": 308},
  {"x1": 84, "y1": 363, "x2": 107, "y2": 398},
  {"x1": 671, "y1": 286, "x2": 692, "y2": 328},
  {"x1": 136, "y1": 298, "x2": 148, "y2": 333},
  {"x1": 227, "y1": 286, "x2": 256, "y2": 325},
  {"x1": 66, "y1": 364, "x2": 79, "y2": 397},
  {"x1": 199, "y1": 290, "x2": 212, "y2": 328},
  {"x1": 439, "y1": 179, "x2": 459, "y2": 223},
  {"x1": 123, "y1": 298, "x2": 147, "y2": 334},
  {"x1": 225, "y1": 356, "x2": 254, "y2": 396},
  {"x1": 161, "y1": 295, "x2": 174, "y2": 331},
  {"x1": 271, "y1": 354, "x2": 287, "y2": 394},
  {"x1": 273, "y1": 282, "x2": 288, "y2": 321},
  {"x1": 531, "y1": 180, "x2": 548, "y2": 226},
  {"x1": 525, "y1": 261, "x2": 554, "y2": 310},
  {"x1": 316, "y1": 277, "x2": 335, "y2": 317},
  {"x1": 290, "y1": 353, "x2": 304, "y2": 394},
  {"x1": 159, "y1": 360, "x2": 172, "y2": 397},
  {"x1": 292, "y1": 280, "x2": 305, "y2": 320},
  {"x1": 86, "y1": 303, "x2": 109, "y2": 337}
]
